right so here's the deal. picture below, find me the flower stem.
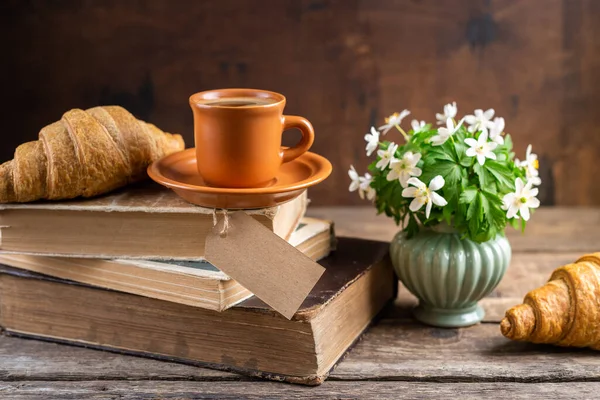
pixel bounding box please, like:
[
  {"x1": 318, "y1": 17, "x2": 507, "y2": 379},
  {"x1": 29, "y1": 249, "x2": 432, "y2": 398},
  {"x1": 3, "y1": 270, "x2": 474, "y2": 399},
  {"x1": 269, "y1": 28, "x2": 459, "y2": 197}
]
[{"x1": 395, "y1": 125, "x2": 409, "y2": 141}]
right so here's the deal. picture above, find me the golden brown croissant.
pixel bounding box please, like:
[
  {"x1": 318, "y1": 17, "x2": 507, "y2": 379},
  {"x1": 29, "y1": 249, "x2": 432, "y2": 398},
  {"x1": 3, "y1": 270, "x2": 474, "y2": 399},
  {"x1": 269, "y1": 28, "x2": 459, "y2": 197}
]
[
  {"x1": 0, "y1": 106, "x2": 184, "y2": 203},
  {"x1": 501, "y1": 253, "x2": 600, "y2": 349}
]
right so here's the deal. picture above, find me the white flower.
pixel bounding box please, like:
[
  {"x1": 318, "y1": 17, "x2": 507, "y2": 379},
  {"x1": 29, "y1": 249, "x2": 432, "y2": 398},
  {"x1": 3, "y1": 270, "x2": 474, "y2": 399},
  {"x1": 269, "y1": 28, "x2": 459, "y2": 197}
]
[
  {"x1": 430, "y1": 117, "x2": 463, "y2": 146},
  {"x1": 348, "y1": 166, "x2": 375, "y2": 201},
  {"x1": 359, "y1": 173, "x2": 376, "y2": 201},
  {"x1": 376, "y1": 142, "x2": 398, "y2": 170},
  {"x1": 364, "y1": 126, "x2": 379, "y2": 156},
  {"x1": 464, "y1": 131, "x2": 498, "y2": 165},
  {"x1": 378, "y1": 110, "x2": 410, "y2": 135},
  {"x1": 464, "y1": 108, "x2": 495, "y2": 135},
  {"x1": 386, "y1": 151, "x2": 422, "y2": 188},
  {"x1": 516, "y1": 144, "x2": 541, "y2": 186},
  {"x1": 489, "y1": 117, "x2": 505, "y2": 145},
  {"x1": 348, "y1": 165, "x2": 361, "y2": 193},
  {"x1": 402, "y1": 176, "x2": 448, "y2": 219},
  {"x1": 502, "y1": 178, "x2": 540, "y2": 221},
  {"x1": 527, "y1": 175, "x2": 542, "y2": 186},
  {"x1": 436, "y1": 102, "x2": 457, "y2": 125},
  {"x1": 411, "y1": 119, "x2": 426, "y2": 134}
]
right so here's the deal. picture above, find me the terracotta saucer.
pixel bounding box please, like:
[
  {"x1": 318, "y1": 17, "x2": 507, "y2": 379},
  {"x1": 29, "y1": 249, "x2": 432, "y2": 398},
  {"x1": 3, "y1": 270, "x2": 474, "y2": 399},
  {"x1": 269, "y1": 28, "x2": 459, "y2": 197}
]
[{"x1": 148, "y1": 148, "x2": 332, "y2": 209}]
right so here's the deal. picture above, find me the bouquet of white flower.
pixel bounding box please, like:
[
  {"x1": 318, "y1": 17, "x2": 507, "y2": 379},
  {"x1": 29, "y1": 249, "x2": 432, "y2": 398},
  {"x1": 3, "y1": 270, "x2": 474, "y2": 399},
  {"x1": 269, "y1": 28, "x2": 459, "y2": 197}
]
[{"x1": 349, "y1": 102, "x2": 541, "y2": 243}]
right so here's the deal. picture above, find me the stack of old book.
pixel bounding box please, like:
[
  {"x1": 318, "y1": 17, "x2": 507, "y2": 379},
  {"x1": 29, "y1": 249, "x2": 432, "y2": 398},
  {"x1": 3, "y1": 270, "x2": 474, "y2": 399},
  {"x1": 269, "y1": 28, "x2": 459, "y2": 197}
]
[{"x1": 0, "y1": 184, "x2": 395, "y2": 385}]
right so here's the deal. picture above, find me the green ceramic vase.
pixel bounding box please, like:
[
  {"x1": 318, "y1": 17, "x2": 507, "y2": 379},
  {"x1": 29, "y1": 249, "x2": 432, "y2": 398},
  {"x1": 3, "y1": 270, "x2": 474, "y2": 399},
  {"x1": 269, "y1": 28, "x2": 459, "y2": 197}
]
[{"x1": 390, "y1": 224, "x2": 511, "y2": 328}]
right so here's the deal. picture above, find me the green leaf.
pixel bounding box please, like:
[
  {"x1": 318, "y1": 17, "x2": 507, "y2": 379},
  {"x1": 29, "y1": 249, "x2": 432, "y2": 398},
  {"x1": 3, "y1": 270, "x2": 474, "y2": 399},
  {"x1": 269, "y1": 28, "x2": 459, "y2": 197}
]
[
  {"x1": 485, "y1": 161, "x2": 515, "y2": 190},
  {"x1": 474, "y1": 228, "x2": 495, "y2": 243},
  {"x1": 509, "y1": 217, "x2": 520, "y2": 230},
  {"x1": 480, "y1": 191, "x2": 491, "y2": 220},
  {"x1": 454, "y1": 202, "x2": 468, "y2": 226},
  {"x1": 467, "y1": 192, "x2": 482, "y2": 222},
  {"x1": 405, "y1": 213, "x2": 420, "y2": 239},
  {"x1": 503, "y1": 134, "x2": 514, "y2": 152},
  {"x1": 482, "y1": 190, "x2": 507, "y2": 232},
  {"x1": 367, "y1": 159, "x2": 379, "y2": 174},
  {"x1": 485, "y1": 184, "x2": 498, "y2": 195},
  {"x1": 423, "y1": 160, "x2": 463, "y2": 186},
  {"x1": 468, "y1": 212, "x2": 480, "y2": 237},
  {"x1": 442, "y1": 202, "x2": 453, "y2": 225},
  {"x1": 474, "y1": 163, "x2": 493, "y2": 190},
  {"x1": 428, "y1": 148, "x2": 455, "y2": 163},
  {"x1": 459, "y1": 187, "x2": 478, "y2": 204},
  {"x1": 454, "y1": 142, "x2": 473, "y2": 167},
  {"x1": 443, "y1": 185, "x2": 458, "y2": 206}
]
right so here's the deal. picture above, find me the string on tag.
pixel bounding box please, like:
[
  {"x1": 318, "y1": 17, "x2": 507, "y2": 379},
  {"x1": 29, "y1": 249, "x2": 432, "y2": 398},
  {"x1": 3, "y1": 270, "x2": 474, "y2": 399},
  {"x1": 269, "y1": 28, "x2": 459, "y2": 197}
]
[
  {"x1": 211, "y1": 209, "x2": 230, "y2": 237},
  {"x1": 263, "y1": 207, "x2": 278, "y2": 220}
]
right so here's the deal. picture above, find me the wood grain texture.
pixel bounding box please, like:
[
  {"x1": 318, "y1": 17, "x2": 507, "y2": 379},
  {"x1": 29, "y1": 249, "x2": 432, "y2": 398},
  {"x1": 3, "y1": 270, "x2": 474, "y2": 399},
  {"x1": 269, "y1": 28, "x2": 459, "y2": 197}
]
[
  {"x1": 0, "y1": 337, "x2": 241, "y2": 382},
  {"x1": 1, "y1": 0, "x2": 600, "y2": 205},
  {"x1": 1, "y1": 381, "x2": 600, "y2": 399},
  {"x1": 3, "y1": 315, "x2": 599, "y2": 384},
  {"x1": 331, "y1": 321, "x2": 600, "y2": 382}
]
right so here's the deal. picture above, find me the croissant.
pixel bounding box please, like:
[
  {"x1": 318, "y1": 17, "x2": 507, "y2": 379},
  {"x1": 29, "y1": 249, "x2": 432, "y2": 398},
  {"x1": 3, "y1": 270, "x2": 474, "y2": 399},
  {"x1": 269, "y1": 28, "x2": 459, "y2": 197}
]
[
  {"x1": 0, "y1": 106, "x2": 184, "y2": 203},
  {"x1": 500, "y1": 253, "x2": 600, "y2": 349}
]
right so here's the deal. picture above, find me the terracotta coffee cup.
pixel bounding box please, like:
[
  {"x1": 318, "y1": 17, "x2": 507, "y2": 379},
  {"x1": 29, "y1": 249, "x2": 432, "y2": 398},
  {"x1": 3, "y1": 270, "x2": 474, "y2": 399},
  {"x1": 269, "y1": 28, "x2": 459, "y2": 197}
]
[{"x1": 189, "y1": 88, "x2": 315, "y2": 188}]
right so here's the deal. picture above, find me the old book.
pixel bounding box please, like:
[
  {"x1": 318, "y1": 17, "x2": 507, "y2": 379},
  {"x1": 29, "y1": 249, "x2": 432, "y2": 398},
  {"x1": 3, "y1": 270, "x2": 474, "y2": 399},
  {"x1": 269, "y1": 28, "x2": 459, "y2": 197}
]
[
  {"x1": 0, "y1": 184, "x2": 307, "y2": 260},
  {"x1": 0, "y1": 238, "x2": 394, "y2": 385},
  {"x1": 0, "y1": 217, "x2": 334, "y2": 311}
]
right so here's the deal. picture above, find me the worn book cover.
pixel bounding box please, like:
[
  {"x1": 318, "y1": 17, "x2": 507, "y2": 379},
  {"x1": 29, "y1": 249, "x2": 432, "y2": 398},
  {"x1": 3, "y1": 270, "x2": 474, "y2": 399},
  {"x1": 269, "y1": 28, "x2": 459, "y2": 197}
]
[
  {"x1": 0, "y1": 183, "x2": 307, "y2": 260},
  {"x1": 0, "y1": 238, "x2": 395, "y2": 385},
  {"x1": 0, "y1": 217, "x2": 334, "y2": 311}
]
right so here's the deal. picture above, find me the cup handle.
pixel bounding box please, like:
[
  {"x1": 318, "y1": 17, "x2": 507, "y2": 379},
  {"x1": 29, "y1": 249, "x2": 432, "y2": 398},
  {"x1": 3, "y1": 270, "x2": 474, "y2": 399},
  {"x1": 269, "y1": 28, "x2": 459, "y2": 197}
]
[{"x1": 281, "y1": 115, "x2": 315, "y2": 163}]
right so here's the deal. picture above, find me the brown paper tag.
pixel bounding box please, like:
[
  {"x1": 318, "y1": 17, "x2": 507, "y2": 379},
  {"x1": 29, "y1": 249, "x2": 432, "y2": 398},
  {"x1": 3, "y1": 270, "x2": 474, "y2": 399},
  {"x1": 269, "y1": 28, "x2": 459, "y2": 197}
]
[{"x1": 205, "y1": 211, "x2": 325, "y2": 319}]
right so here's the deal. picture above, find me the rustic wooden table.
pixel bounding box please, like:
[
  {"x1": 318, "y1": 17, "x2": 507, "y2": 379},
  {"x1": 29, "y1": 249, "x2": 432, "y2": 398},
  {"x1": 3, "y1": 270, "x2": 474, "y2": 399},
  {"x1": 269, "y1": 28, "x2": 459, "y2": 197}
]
[{"x1": 1, "y1": 207, "x2": 599, "y2": 399}]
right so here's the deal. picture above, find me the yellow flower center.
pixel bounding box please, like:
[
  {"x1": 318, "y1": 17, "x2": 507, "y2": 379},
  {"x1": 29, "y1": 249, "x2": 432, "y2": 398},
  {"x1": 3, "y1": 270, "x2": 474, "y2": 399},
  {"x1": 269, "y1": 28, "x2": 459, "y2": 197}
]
[
  {"x1": 417, "y1": 188, "x2": 429, "y2": 201},
  {"x1": 519, "y1": 197, "x2": 527, "y2": 204},
  {"x1": 385, "y1": 112, "x2": 400, "y2": 124},
  {"x1": 533, "y1": 159, "x2": 539, "y2": 169}
]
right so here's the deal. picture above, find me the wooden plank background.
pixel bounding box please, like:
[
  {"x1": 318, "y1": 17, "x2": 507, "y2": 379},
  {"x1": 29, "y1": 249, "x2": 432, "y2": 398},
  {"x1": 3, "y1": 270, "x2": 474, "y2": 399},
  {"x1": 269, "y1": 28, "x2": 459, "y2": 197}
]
[{"x1": 1, "y1": 0, "x2": 599, "y2": 206}]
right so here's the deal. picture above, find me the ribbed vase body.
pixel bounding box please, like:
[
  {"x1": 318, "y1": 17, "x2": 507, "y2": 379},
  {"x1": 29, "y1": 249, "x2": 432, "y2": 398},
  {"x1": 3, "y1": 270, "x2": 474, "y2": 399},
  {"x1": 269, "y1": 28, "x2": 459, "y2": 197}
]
[{"x1": 390, "y1": 228, "x2": 511, "y2": 327}]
